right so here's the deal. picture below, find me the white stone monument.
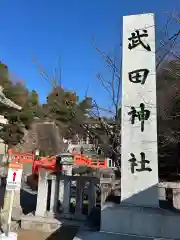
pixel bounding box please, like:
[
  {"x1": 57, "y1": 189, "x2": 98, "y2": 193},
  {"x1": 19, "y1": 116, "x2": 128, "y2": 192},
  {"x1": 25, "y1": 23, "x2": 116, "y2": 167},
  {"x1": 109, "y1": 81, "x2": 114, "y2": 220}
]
[
  {"x1": 74, "y1": 14, "x2": 180, "y2": 240},
  {"x1": 121, "y1": 13, "x2": 159, "y2": 207}
]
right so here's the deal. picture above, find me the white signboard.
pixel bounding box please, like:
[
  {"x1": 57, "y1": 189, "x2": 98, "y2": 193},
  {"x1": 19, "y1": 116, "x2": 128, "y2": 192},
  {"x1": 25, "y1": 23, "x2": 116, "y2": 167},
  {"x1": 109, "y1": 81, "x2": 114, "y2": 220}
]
[
  {"x1": 6, "y1": 163, "x2": 23, "y2": 191},
  {"x1": 121, "y1": 13, "x2": 159, "y2": 207}
]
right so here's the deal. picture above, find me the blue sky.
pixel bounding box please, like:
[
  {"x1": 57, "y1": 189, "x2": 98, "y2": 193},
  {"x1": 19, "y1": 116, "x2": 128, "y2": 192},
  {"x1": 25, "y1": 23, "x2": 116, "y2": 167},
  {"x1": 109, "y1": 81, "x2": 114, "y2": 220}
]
[{"x1": 0, "y1": 0, "x2": 179, "y2": 107}]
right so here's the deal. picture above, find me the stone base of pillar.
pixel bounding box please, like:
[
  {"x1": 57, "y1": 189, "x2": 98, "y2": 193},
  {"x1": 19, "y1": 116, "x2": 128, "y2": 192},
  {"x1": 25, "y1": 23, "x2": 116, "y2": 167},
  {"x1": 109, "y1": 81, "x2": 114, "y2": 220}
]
[
  {"x1": 173, "y1": 189, "x2": 180, "y2": 209},
  {"x1": 21, "y1": 215, "x2": 86, "y2": 233},
  {"x1": 100, "y1": 202, "x2": 180, "y2": 239},
  {"x1": 73, "y1": 231, "x2": 129, "y2": 240},
  {"x1": 21, "y1": 215, "x2": 61, "y2": 233},
  {"x1": 46, "y1": 211, "x2": 56, "y2": 218}
]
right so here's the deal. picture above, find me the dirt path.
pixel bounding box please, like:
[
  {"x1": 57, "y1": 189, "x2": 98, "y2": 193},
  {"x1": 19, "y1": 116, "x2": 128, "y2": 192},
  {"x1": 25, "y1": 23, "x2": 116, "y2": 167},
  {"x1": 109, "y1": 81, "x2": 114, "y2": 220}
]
[
  {"x1": 18, "y1": 227, "x2": 78, "y2": 240},
  {"x1": 17, "y1": 229, "x2": 50, "y2": 239}
]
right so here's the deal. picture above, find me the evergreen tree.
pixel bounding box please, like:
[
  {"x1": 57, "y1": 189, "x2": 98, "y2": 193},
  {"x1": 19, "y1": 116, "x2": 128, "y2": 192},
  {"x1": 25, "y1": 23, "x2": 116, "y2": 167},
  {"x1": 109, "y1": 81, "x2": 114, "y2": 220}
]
[{"x1": 0, "y1": 62, "x2": 39, "y2": 146}]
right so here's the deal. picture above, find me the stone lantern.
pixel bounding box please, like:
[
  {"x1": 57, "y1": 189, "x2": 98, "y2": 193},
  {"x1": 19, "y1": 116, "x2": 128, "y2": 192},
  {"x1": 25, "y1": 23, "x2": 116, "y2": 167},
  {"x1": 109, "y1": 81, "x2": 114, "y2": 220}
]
[{"x1": 56, "y1": 152, "x2": 74, "y2": 176}]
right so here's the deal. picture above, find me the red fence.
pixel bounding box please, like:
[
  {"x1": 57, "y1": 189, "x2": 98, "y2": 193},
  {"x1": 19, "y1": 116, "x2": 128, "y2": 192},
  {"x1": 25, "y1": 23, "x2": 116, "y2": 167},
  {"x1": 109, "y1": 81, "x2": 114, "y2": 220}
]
[
  {"x1": 73, "y1": 153, "x2": 107, "y2": 168},
  {"x1": 8, "y1": 149, "x2": 108, "y2": 171},
  {"x1": 8, "y1": 149, "x2": 34, "y2": 163}
]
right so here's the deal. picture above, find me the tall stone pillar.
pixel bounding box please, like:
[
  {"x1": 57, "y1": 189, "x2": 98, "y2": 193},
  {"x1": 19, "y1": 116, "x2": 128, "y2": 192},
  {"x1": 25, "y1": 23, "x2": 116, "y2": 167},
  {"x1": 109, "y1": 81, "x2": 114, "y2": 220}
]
[
  {"x1": 49, "y1": 175, "x2": 59, "y2": 214},
  {"x1": 62, "y1": 178, "x2": 71, "y2": 214},
  {"x1": 88, "y1": 181, "x2": 96, "y2": 214},
  {"x1": 75, "y1": 179, "x2": 84, "y2": 215},
  {"x1": 121, "y1": 13, "x2": 159, "y2": 207},
  {"x1": 35, "y1": 170, "x2": 48, "y2": 216}
]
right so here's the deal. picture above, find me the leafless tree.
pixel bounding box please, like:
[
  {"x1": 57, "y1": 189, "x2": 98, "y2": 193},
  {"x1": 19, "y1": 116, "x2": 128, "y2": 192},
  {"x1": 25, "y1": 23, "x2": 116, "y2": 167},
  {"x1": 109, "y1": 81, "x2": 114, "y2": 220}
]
[
  {"x1": 32, "y1": 12, "x2": 180, "y2": 176},
  {"x1": 83, "y1": 11, "x2": 180, "y2": 172},
  {"x1": 92, "y1": 37, "x2": 121, "y2": 121},
  {"x1": 32, "y1": 56, "x2": 62, "y2": 89}
]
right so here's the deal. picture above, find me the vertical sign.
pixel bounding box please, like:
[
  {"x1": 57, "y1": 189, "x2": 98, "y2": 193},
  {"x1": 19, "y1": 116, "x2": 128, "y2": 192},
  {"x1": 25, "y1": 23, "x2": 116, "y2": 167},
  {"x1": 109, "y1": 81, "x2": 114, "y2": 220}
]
[
  {"x1": 121, "y1": 13, "x2": 159, "y2": 207},
  {"x1": 5, "y1": 163, "x2": 23, "y2": 237},
  {"x1": 6, "y1": 163, "x2": 23, "y2": 191}
]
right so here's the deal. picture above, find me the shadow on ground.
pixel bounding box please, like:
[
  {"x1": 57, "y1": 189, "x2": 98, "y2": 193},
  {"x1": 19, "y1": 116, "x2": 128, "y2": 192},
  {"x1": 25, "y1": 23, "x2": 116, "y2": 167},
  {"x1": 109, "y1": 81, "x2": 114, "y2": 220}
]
[
  {"x1": 20, "y1": 189, "x2": 37, "y2": 214},
  {"x1": 45, "y1": 226, "x2": 78, "y2": 240}
]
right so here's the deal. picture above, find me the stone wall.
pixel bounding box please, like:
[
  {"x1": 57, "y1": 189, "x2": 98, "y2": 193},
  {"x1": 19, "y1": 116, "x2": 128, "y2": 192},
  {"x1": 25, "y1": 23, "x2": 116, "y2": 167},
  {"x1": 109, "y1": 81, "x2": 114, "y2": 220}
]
[{"x1": 16, "y1": 120, "x2": 67, "y2": 155}]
